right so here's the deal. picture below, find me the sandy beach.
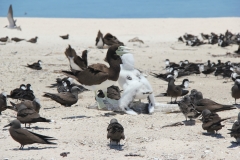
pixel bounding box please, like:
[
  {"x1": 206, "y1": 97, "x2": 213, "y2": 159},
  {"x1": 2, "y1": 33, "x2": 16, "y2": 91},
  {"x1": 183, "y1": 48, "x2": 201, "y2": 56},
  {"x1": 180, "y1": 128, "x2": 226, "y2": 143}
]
[{"x1": 0, "y1": 17, "x2": 240, "y2": 159}]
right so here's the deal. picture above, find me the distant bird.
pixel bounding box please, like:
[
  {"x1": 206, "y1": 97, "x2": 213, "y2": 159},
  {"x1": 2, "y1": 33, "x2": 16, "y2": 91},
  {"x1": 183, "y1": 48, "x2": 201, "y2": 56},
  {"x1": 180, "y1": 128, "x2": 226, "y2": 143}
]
[
  {"x1": 26, "y1": 60, "x2": 42, "y2": 70},
  {"x1": 107, "y1": 119, "x2": 125, "y2": 146},
  {"x1": 64, "y1": 45, "x2": 88, "y2": 72},
  {"x1": 60, "y1": 34, "x2": 69, "y2": 40},
  {"x1": 231, "y1": 79, "x2": 240, "y2": 104},
  {"x1": 4, "y1": 5, "x2": 21, "y2": 31},
  {"x1": 10, "y1": 98, "x2": 41, "y2": 113},
  {"x1": 156, "y1": 79, "x2": 189, "y2": 97},
  {"x1": 27, "y1": 36, "x2": 38, "y2": 43},
  {"x1": 178, "y1": 37, "x2": 184, "y2": 42},
  {"x1": 16, "y1": 104, "x2": 51, "y2": 128},
  {"x1": 128, "y1": 37, "x2": 144, "y2": 44},
  {"x1": 11, "y1": 37, "x2": 25, "y2": 42},
  {"x1": 0, "y1": 92, "x2": 8, "y2": 115},
  {"x1": 7, "y1": 84, "x2": 27, "y2": 100},
  {"x1": 201, "y1": 33, "x2": 209, "y2": 40},
  {"x1": 166, "y1": 76, "x2": 183, "y2": 103},
  {"x1": 4, "y1": 119, "x2": 56, "y2": 150},
  {"x1": 0, "y1": 36, "x2": 8, "y2": 42},
  {"x1": 95, "y1": 30, "x2": 104, "y2": 49},
  {"x1": 43, "y1": 86, "x2": 81, "y2": 107},
  {"x1": 228, "y1": 112, "x2": 240, "y2": 142},
  {"x1": 201, "y1": 67, "x2": 215, "y2": 77},
  {"x1": 192, "y1": 91, "x2": 236, "y2": 112},
  {"x1": 22, "y1": 84, "x2": 35, "y2": 101},
  {"x1": 201, "y1": 109, "x2": 229, "y2": 134}
]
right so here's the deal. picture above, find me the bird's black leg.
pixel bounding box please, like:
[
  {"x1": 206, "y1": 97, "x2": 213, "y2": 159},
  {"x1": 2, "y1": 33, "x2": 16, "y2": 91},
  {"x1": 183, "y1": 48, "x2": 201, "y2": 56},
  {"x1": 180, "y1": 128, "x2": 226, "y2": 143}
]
[
  {"x1": 170, "y1": 97, "x2": 172, "y2": 104},
  {"x1": 25, "y1": 123, "x2": 26, "y2": 128}
]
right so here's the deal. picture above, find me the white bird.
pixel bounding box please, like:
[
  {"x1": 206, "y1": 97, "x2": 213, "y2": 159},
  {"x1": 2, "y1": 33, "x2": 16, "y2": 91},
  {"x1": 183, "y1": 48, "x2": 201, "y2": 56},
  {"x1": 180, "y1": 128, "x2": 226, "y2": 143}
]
[
  {"x1": 117, "y1": 51, "x2": 155, "y2": 115},
  {"x1": 4, "y1": 5, "x2": 21, "y2": 31}
]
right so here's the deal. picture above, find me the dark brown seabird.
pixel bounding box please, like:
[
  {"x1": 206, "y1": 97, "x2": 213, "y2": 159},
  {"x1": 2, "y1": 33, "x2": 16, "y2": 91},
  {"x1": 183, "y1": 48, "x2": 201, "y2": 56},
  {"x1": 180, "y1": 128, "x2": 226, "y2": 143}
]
[
  {"x1": 26, "y1": 60, "x2": 42, "y2": 70},
  {"x1": 43, "y1": 86, "x2": 81, "y2": 107},
  {"x1": 64, "y1": 45, "x2": 88, "y2": 72},
  {"x1": 11, "y1": 37, "x2": 25, "y2": 42},
  {"x1": 10, "y1": 98, "x2": 41, "y2": 113},
  {"x1": 27, "y1": 36, "x2": 38, "y2": 43},
  {"x1": 60, "y1": 34, "x2": 69, "y2": 40},
  {"x1": 228, "y1": 112, "x2": 240, "y2": 142},
  {"x1": 16, "y1": 104, "x2": 51, "y2": 128},
  {"x1": 193, "y1": 91, "x2": 236, "y2": 112},
  {"x1": 0, "y1": 36, "x2": 8, "y2": 42},
  {"x1": 4, "y1": 119, "x2": 57, "y2": 150},
  {"x1": 166, "y1": 77, "x2": 182, "y2": 103},
  {"x1": 107, "y1": 118, "x2": 125, "y2": 146},
  {"x1": 7, "y1": 84, "x2": 26, "y2": 99},
  {"x1": 62, "y1": 44, "x2": 125, "y2": 97},
  {"x1": 231, "y1": 79, "x2": 240, "y2": 104},
  {"x1": 103, "y1": 33, "x2": 124, "y2": 46},
  {"x1": 95, "y1": 30, "x2": 104, "y2": 49},
  {"x1": 0, "y1": 92, "x2": 8, "y2": 115},
  {"x1": 201, "y1": 109, "x2": 229, "y2": 134}
]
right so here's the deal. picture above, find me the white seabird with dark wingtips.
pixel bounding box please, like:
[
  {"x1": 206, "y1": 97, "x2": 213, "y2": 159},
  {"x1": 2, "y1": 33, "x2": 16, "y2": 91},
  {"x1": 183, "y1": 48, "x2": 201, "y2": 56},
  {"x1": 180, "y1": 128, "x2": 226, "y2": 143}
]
[{"x1": 4, "y1": 5, "x2": 21, "y2": 31}]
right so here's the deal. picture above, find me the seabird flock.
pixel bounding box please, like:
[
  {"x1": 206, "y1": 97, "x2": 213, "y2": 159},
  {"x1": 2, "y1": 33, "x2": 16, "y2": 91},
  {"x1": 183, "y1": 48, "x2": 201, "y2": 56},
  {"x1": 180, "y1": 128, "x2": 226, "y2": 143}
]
[{"x1": 1, "y1": 4, "x2": 240, "y2": 155}]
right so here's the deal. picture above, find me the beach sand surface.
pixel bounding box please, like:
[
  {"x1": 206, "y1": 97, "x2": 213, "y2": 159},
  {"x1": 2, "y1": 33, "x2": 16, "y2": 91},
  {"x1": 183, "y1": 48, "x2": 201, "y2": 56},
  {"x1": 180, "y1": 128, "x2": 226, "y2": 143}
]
[{"x1": 0, "y1": 18, "x2": 240, "y2": 159}]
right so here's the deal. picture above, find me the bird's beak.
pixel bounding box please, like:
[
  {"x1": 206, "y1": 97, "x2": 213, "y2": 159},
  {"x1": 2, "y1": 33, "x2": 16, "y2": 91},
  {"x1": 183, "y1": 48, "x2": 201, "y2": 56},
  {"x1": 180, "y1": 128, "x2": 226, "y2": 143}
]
[
  {"x1": 4, "y1": 123, "x2": 11, "y2": 128},
  {"x1": 116, "y1": 46, "x2": 132, "y2": 56}
]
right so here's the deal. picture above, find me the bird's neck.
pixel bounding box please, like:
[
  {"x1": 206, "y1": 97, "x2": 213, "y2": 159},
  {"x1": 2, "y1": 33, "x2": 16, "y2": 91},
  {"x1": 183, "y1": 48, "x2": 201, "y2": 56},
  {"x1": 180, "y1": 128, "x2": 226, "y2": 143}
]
[{"x1": 108, "y1": 59, "x2": 121, "y2": 81}]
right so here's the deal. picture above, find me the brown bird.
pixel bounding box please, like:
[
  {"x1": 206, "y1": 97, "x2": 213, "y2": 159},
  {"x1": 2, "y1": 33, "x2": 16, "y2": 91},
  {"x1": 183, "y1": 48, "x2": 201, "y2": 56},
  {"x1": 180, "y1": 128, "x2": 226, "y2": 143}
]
[
  {"x1": 95, "y1": 30, "x2": 104, "y2": 49},
  {"x1": 10, "y1": 98, "x2": 41, "y2": 113},
  {"x1": 107, "y1": 119, "x2": 125, "y2": 146},
  {"x1": 27, "y1": 36, "x2": 38, "y2": 43},
  {"x1": 60, "y1": 34, "x2": 69, "y2": 40},
  {"x1": 192, "y1": 91, "x2": 236, "y2": 112},
  {"x1": 103, "y1": 33, "x2": 124, "y2": 46},
  {"x1": 62, "y1": 45, "x2": 126, "y2": 98},
  {"x1": 16, "y1": 104, "x2": 51, "y2": 128},
  {"x1": 228, "y1": 112, "x2": 240, "y2": 142},
  {"x1": 0, "y1": 36, "x2": 8, "y2": 42},
  {"x1": 11, "y1": 37, "x2": 25, "y2": 42},
  {"x1": 166, "y1": 77, "x2": 183, "y2": 103},
  {"x1": 43, "y1": 86, "x2": 81, "y2": 107},
  {"x1": 0, "y1": 92, "x2": 8, "y2": 115},
  {"x1": 4, "y1": 119, "x2": 57, "y2": 150},
  {"x1": 178, "y1": 95, "x2": 201, "y2": 121},
  {"x1": 201, "y1": 109, "x2": 229, "y2": 134},
  {"x1": 64, "y1": 45, "x2": 88, "y2": 72},
  {"x1": 232, "y1": 79, "x2": 240, "y2": 104}
]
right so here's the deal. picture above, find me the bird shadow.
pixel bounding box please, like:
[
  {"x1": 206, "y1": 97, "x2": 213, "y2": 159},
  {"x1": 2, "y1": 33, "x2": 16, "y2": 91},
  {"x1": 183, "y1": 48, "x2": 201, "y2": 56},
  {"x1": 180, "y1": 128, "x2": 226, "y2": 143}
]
[
  {"x1": 62, "y1": 115, "x2": 90, "y2": 120},
  {"x1": 101, "y1": 111, "x2": 125, "y2": 117},
  {"x1": 29, "y1": 126, "x2": 51, "y2": 130},
  {"x1": 107, "y1": 144, "x2": 124, "y2": 151},
  {"x1": 43, "y1": 106, "x2": 59, "y2": 110},
  {"x1": 202, "y1": 132, "x2": 225, "y2": 139},
  {"x1": 228, "y1": 141, "x2": 240, "y2": 148},
  {"x1": 183, "y1": 120, "x2": 196, "y2": 126},
  {"x1": 12, "y1": 146, "x2": 57, "y2": 151}
]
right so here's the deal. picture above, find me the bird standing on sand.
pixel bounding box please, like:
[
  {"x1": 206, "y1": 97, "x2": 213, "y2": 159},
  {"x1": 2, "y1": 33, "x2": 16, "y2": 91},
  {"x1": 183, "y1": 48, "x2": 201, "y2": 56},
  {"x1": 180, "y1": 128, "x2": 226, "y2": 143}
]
[
  {"x1": 4, "y1": 5, "x2": 21, "y2": 31},
  {"x1": 232, "y1": 79, "x2": 240, "y2": 104},
  {"x1": 10, "y1": 98, "x2": 41, "y2": 113},
  {"x1": 166, "y1": 76, "x2": 183, "y2": 103},
  {"x1": 0, "y1": 92, "x2": 8, "y2": 115},
  {"x1": 43, "y1": 86, "x2": 81, "y2": 107},
  {"x1": 0, "y1": 36, "x2": 8, "y2": 42},
  {"x1": 11, "y1": 37, "x2": 25, "y2": 42},
  {"x1": 228, "y1": 112, "x2": 240, "y2": 142},
  {"x1": 26, "y1": 60, "x2": 42, "y2": 70},
  {"x1": 4, "y1": 119, "x2": 57, "y2": 150},
  {"x1": 60, "y1": 34, "x2": 69, "y2": 40},
  {"x1": 16, "y1": 104, "x2": 51, "y2": 128},
  {"x1": 107, "y1": 119, "x2": 125, "y2": 146},
  {"x1": 27, "y1": 37, "x2": 38, "y2": 43},
  {"x1": 201, "y1": 109, "x2": 229, "y2": 134},
  {"x1": 62, "y1": 45, "x2": 128, "y2": 109},
  {"x1": 96, "y1": 30, "x2": 104, "y2": 49}
]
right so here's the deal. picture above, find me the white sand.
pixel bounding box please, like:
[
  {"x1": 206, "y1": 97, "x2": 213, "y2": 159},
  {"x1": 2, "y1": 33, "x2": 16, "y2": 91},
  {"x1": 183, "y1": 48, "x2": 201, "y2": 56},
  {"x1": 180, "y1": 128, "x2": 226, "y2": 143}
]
[{"x1": 0, "y1": 17, "x2": 240, "y2": 159}]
